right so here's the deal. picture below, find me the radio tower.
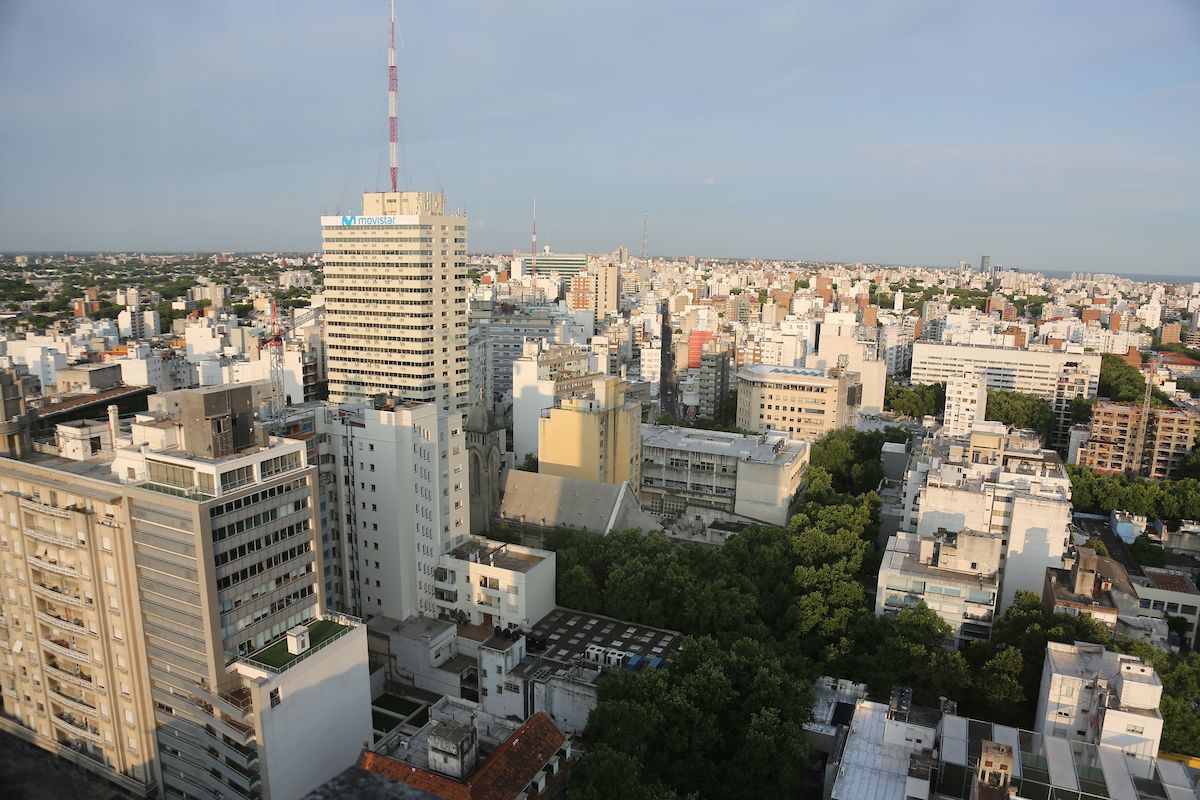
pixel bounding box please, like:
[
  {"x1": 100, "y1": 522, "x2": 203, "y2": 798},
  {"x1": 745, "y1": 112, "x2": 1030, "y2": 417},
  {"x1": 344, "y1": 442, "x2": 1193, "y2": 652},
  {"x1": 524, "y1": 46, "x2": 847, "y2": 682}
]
[
  {"x1": 530, "y1": 196, "x2": 538, "y2": 278},
  {"x1": 641, "y1": 213, "x2": 648, "y2": 261},
  {"x1": 388, "y1": 0, "x2": 398, "y2": 192}
]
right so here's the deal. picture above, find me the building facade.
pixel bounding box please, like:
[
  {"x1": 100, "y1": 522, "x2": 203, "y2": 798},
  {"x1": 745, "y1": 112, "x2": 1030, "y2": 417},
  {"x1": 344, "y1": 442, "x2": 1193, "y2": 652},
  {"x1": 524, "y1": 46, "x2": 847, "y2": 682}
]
[
  {"x1": 538, "y1": 377, "x2": 642, "y2": 495},
  {"x1": 735, "y1": 364, "x2": 862, "y2": 440},
  {"x1": 1075, "y1": 401, "x2": 1200, "y2": 480},
  {"x1": 322, "y1": 191, "x2": 470, "y2": 412}
]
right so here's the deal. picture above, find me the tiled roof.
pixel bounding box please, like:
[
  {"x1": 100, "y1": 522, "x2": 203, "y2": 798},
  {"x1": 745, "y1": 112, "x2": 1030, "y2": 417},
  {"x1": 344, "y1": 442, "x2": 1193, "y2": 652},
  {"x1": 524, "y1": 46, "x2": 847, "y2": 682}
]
[{"x1": 358, "y1": 712, "x2": 567, "y2": 800}]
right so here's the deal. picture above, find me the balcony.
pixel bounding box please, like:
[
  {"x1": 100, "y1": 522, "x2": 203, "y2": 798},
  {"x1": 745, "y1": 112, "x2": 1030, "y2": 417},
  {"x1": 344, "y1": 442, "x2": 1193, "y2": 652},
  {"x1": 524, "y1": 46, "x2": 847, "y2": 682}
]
[
  {"x1": 41, "y1": 636, "x2": 91, "y2": 665},
  {"x1": 45, "y1": 660, "x2": 94, "y2": 688},
  {"x1": 28, "y1": 555, "x2": 79, "y2": 578},
  {"x1": 49, "y1": 687, "x2": 101, "y2": 717},
  {"x1": 433, "y1": 588, "x2": 458, "y2": 604},
  {"x1": 32, "y1": 582, "x2": 90, "y2": 608},
  {"x1": 51, "y1": 712, "x2": 103, "y2": 744},
  {"x1": 474, "y1": 594, "x2": 499, "y2": 609},
  {"x1": 19, "y1": 497, "x2": 71, "y2": 518},
  {"x1": 24, "y1": 527, "x2": 77, "y2": 548},
  {"x1": 35, "y1": 610, "x2": 92, "y2": 637}
]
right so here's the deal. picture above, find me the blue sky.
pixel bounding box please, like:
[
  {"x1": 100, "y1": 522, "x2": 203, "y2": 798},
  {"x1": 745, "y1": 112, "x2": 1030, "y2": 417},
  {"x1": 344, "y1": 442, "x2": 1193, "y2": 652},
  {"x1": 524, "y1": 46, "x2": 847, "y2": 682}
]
[{"x1": 1, "y1": 1, "x2": 1197, "y2": 274}]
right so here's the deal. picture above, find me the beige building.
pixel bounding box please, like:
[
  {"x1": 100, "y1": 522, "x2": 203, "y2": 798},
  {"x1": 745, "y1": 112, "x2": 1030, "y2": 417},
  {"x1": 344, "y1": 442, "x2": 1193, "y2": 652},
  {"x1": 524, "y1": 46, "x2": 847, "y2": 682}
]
[
  {"x1": 942, "y1": 371, "x2": 987, "y2": 435},
  {"x1": 734, "y1": 364, "x2": 862, "y2": 440},
  {"x1": 1075, "y1": 401, "x2": 1200, "y2": 480},
  {"x1": 0, "y1": 385, "x2": 374, "y2": 800},
  {"x1": 322, "y1": 191, "x2": 470, "y2": 412},
  {"x1": 538, "y1": 377, "x2": 642, "y2": 494}
]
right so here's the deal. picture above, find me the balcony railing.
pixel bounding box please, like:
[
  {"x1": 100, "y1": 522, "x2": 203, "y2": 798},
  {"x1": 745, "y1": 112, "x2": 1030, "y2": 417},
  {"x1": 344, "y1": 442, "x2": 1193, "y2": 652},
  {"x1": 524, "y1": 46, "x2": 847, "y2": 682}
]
[
  {"x1": 45, "y1": 661, "x2": 94, "y2": 688},
  {"x1": 24, "y1": 527, "x2": 77, "y2": 548},
  {"x1": 41, "y1": 636, "x2": 91, "y2": 665},
  {"x1": 35, "y1": 610, "x2": 92, "y2": 637},
  {"x1": 49, "y1": 688, "x2": 101, "y2": 717},
  {"x1": 28, "y1": 555, "x2": 80, "y2": 578},
  {"x1": 19, "y1": 497, "x2": 71, "y2": 518},
  {"x1": 31, "y1": 583, "x2": 90, "y2": 608},
  {"x1": 51, "y1": 713, "x2": 103, "y2": 744}
]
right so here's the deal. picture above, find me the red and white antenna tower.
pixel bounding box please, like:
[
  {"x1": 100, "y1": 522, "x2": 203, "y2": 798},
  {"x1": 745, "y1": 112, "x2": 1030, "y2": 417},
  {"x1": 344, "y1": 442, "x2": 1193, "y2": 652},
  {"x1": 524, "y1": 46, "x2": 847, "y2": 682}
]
[
  {"x1": 388, "y1": 0, "x2": 399, "y2": 192},
  {"x1": 530, "y1": 196, "x2": 538, "y2": 278}
]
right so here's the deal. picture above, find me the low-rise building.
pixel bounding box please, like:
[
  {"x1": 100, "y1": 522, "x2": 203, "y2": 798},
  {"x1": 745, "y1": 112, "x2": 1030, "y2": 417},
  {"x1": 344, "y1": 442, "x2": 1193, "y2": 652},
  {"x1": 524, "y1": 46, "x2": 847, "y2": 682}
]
[
  {"x1": 640, "y1": 424, "x2": 808, "y2": 527},
  {"x1": 1035, "y1": 642, "x2": 1163, "y2": 758},
  {"x1": 1133, "y1": 568, "x2": 1200, "y2": 650},
  {"x1": 433, "y1": 538, "x2": 557, "y2": 631}
]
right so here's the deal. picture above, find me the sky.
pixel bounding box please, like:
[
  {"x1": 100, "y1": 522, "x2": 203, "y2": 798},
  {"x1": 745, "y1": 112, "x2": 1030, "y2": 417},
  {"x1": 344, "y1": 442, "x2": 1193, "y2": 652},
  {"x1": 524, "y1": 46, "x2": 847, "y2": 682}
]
[{"x1": 0, "y1": 1, "x2": 1198, "y2": 274}]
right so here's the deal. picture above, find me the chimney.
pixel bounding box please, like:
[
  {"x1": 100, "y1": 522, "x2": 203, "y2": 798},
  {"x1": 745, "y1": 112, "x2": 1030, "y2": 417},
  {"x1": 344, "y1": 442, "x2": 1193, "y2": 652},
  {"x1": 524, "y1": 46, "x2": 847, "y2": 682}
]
[{"x1": 107, "y1": 404, "x2": 120, "y2": 445}]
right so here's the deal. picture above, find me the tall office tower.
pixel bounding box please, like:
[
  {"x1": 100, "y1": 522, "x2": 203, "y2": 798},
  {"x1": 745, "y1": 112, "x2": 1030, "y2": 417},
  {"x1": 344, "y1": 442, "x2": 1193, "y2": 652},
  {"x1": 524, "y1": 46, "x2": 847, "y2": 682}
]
[
  {"x1": 316, "y1": 397, "x2": 469, "y2": 621},
  {"x1": 980, "y1": 255, "x2": 990, "y2": 276},
  {"x1": 943, "y1": 372, "x2": 988, "y2": 435},
  {"x1": 0, "y1": 385, "x2": 373, "y2": 800},
  {"x1": 322, "y1": 191, "x2": 470, "y2": 412}
]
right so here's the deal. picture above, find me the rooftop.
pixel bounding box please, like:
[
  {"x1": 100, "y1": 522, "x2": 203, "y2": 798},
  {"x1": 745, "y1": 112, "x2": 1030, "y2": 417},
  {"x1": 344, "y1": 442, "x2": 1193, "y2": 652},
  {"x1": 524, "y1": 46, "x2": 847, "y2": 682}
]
[
  {"x1": 514, "y1": 607, "x2": 682, "y2": 677},
  {"x1": 243, "y1": 617, "x2": 353, "y2": 672},
  {"x1": 1141, "y1": 568, "x2": 1199, "y2": 595},
  {"x1": 445, "y1": 539, "x2": 546, "y2": 573},
  {"x1": 640, "y1": 423, "x2": 806, "y2": 465}
]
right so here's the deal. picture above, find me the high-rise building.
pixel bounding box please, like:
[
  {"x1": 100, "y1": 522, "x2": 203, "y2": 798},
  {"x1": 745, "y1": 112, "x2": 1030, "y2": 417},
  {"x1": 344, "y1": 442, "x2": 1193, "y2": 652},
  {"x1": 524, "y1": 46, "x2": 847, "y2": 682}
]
[
  {"x1": 0, "y1": 385, "x2": 374, "y2": 800},
  {"x1": 316, "y1": 397, "x2": 469, "y2": 620},
  {"x1": 322, "y1": 191, "x2": 470, "y2": 412},
  {"x1": 943, "y1": 372, "x2": 988, "y2": 435}
]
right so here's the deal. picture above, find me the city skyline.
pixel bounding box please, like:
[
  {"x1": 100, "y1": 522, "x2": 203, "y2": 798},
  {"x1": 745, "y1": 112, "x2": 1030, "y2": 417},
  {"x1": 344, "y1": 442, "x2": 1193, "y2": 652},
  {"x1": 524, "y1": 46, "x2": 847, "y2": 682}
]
[{"x1": 1, "y1": 1, "x2": 1198, "y2": 273}]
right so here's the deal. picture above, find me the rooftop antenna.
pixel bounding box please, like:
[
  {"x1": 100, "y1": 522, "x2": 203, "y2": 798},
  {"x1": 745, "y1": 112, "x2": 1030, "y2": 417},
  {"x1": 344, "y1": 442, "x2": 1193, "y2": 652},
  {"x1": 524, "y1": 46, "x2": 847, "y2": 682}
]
[
  {"x1": 388, "y1": 0, "x2": 398, "y2": 192},
  {"x1": 641, "y1": 213, "x2": 648, "y2": 261},
  {"x1": 531, "y1": 196, "x2": 538, "y2": 278}
]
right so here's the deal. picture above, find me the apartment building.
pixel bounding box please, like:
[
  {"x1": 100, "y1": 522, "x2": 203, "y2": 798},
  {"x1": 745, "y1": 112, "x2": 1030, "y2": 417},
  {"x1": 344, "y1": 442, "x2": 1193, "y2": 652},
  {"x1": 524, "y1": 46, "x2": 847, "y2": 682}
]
[
  {"x1": 942, "y1": 372, "x2": 987, "y2": 436},
  {"x1": 735, "y1": 364, "x2": 862, "y2": 440},
  {"x1": 511, "y1": 340, "x2": 600, "y2": 461},
  {"x1": 910, "y1": 341, "x2": 1100, "y2": 447},
  {"x1": 1075, "y1": 401, "x2": 1200, "y2": 480},
  {"x1": 538, "y1": 377, "x2": 642, "y2": 494},
  {"x1": 1133, "y1": 568, "x2": 1200, "y2": 650},
  {"x1": 696, "y1": 343, "x2": 730, "y2": 420},
  {"x1": 433, "y1": 537, "x2": 556, "y2": 631},
  {"x1": 805, "y1": 311, "x2": 887, "y2": 415},
  {"x1": 1, "y1": 385, "x2": 374, "y2": 800},
  {"x1": 316, "y1": 397, "x2": 469, "y2": 621},
  {"x1": 640, "y1": 424, "x2": 808, "y2": 526},
  {"x1": 875, "y1": 527, "x2": 1002, "y2": 646},
  {"x1": 321, "y1": 191, "x2": 470, "y2": 412},
  {"x1": 899, "y1": 421, "x2": 1073, "y2": 611},
  {"x1": 1036, "y1": 642, "x2": 1163, "y2": 758}
]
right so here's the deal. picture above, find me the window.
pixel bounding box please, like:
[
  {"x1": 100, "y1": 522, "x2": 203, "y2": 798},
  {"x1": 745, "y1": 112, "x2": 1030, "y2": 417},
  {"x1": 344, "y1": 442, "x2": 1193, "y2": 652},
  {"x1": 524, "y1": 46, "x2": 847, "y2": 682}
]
[
  {"x1": 1126, "y1": 725, "x2": 1144, "y2": 735},
  {"x1": 270, "y1": 688, "x2": 281, "y2": 708}
]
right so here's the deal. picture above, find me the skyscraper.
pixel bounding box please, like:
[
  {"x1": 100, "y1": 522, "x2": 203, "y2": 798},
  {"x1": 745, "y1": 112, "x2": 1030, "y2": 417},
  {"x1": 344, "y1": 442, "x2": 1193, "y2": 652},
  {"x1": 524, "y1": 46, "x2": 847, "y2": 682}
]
[{"x1": 322, "y1": 191, "x2": 470, "y2": 412}]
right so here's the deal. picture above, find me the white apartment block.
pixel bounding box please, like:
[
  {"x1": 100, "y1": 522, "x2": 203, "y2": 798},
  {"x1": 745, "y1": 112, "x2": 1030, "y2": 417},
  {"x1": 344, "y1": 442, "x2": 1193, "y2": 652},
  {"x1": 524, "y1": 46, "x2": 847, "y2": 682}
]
[
  {"x1": 900, "y1": 422, "x2": 1072, "y2": 611},
  {"x1": 877, "y1": 314, "x2": 916, "y2": 376},
  {"x1": 876, "y1": 527, "x2": 1002, "y2": 646},
  {"x1": 317, "y1": 398, "x2": 469, "y2": 622},
  {"x1": 433, "y1": 538, "x2": 556, "y2": 631},
  {"x1": 910, "y1": 341, "x2": 1100, "y2": 447},
  {"x1": 1036, "y1": 642, "x2": 1163, "y2": 759},
  {"x1": 322, "y1": 191, "x2": 470, "y2": 412},
  {"x1": 943, "y1": 372, "x2": 987, "y2": 436},
  {"x1": 639, "y1": 425, "x2": 808, "y2": 527},
  {"x1": 805, "y1": 312, "x2": 887, "y2": 415},
  {"x1": 510, "y1": 340, "x2": 599, "y2": 461}
]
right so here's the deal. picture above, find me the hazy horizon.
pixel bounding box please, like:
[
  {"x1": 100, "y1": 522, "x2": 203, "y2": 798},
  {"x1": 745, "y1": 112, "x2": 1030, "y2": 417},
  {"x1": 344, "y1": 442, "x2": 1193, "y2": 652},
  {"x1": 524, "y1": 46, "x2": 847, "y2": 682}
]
[{"x1": 1, "y1": 1, "x2": 1197, "y2": 274}]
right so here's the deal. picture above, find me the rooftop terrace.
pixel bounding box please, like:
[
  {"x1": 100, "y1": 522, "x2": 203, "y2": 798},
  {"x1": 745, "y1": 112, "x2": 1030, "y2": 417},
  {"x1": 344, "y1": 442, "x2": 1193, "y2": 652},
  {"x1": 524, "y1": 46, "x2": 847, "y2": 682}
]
[{"x1": 242, "y1": 616, "x2": 355, "y2": 673}]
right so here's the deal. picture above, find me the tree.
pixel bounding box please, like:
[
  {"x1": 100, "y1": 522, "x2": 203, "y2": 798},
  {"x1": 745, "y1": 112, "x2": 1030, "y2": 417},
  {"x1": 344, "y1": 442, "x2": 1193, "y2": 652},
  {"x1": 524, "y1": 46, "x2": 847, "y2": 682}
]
[
  {"x1": 884, "y1": 379, "x2": 945, "y2": 419},
  {"x1": 1128, "y1": 534, "x2": 1168, "y2": 568},
  {"x1": 1082, "y1": 538, "x2": 1110, "y2": 557},
  {"x1": 984, "y1": 389, "x2": 1055, "y2": 441}
]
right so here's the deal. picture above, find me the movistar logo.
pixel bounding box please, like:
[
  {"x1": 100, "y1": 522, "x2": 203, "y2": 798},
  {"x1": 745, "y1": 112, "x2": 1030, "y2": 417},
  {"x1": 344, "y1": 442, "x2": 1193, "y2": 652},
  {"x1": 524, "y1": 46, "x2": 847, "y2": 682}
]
[{"x1": 341, "y1": 214, "x2": 396, "y2": 226}]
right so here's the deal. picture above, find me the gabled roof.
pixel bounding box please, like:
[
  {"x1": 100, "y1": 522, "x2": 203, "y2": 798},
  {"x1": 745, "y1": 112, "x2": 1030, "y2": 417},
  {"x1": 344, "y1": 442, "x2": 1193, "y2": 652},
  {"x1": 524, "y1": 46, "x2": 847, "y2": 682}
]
[
  {"x1": 358, "y1": 712, "x2": 567, "y2": 800},
  {"x1": 498, "y1": 470, "x2": 662, "y2": 534}
]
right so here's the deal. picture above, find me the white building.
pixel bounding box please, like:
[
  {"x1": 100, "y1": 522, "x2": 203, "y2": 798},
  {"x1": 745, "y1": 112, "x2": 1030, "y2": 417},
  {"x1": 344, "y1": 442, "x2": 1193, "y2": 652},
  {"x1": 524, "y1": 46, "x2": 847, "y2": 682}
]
[
  {"x1": 510, "y1": 340, "x2": 597, "y2": 461},
  {"x1": 317, "y1": 397, "x2": 469, "y2": 621},
  {"x1": 322, "y1": 191, "x2": 470, "y2": 412},
  {"x1": 1036, "y1": 642, "x2": 1163, "y2": 758},
  {"x1": 942, "y1": 372, "x2": 987, "y2": 436},
  {"x1": 899, "y1": 422, "x2": 1072, "y2": 611},
  {"x1": 805, "y1": 311, "x2": 886, "y2": 415}
]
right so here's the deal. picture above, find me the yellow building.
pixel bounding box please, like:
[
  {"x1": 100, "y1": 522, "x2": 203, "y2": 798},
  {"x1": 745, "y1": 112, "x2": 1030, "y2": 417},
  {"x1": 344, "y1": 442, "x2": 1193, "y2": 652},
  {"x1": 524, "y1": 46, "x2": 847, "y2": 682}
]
[
  {"x1": 537, "y1": 377, "x2": 642, "y2": 495},
  {"x1": 735, "y1": 364, "x2": 862, "y2": 440}
]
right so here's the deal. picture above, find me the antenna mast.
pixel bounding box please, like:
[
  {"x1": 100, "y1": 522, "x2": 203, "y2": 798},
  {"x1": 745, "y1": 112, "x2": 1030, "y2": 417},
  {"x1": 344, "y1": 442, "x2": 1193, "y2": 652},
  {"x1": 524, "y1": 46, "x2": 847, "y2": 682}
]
[
  {"x1": 641, "y1": 213, "x2": 648, "y2": 261},
  {"x1": 388, "y1": 0, "x2": 398, "y2": 192},
  {"x1": 530, "y1": 196, "x2": 538, "y2": 278}
]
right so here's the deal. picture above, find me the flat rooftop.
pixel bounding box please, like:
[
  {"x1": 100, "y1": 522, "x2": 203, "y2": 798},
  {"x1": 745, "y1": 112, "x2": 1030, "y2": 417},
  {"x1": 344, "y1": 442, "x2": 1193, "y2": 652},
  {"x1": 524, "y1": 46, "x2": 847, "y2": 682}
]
[
  {"x1": 244, "y1": 618, "x2": 351, "y2": 672},
  {"x1": 1142, "y1": 568, "x2": 1199, "y2": 595},
  {"x1": 641, "y1": 424, "x2": 806, "y2": 464},
  {"x1": 524, "y1": 607, "x2": 682, "y2": 667},
  {"x1": 446, "y1": 539, "x2": 546, "y2": 573}
]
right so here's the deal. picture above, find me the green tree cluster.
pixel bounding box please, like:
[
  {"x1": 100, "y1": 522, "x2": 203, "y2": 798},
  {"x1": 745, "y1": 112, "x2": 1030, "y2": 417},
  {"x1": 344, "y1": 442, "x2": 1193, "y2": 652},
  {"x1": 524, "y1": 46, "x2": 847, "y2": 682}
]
[
  {"x1": 884, "y1": 379, "x2": 945, "y2": 419},
  {"x1": 1067, "y1": 464, "x2": 1200, "y2": 520},
  {"x1": 984, "y1": 389, "x2": 1055, "y2": 441},
  {"x1": 1098, "y1": 353, "x2": 1170, "y2": 404}
]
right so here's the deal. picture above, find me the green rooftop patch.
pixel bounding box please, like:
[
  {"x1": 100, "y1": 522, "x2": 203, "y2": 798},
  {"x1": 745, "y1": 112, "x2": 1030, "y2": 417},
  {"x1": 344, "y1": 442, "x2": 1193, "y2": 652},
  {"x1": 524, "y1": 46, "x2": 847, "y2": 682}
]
[{"x1": 245, "y1": 619, "x2": 349, "y2": 672}]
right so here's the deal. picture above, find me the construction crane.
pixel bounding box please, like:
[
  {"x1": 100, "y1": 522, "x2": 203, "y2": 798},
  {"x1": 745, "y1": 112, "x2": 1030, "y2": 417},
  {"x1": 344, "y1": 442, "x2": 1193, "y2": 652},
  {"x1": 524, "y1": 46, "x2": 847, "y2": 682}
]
[
  {"x1": 260, "y1": 300, "x2": 288, "y2": 435},
  {"x1": 1131, "y1": 354, "x2": 1157, "y2": 475}
]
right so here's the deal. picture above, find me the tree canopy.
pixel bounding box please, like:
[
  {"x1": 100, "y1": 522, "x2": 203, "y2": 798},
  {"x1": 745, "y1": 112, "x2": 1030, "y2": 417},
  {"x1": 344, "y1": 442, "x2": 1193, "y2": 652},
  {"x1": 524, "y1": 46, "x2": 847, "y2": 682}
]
[
  {"x1": 984, "y1": 388, "x2": 1056, "y2": 442},
  {"x1": 884, "y1": 379, "x2": 945, "y2": 419}
]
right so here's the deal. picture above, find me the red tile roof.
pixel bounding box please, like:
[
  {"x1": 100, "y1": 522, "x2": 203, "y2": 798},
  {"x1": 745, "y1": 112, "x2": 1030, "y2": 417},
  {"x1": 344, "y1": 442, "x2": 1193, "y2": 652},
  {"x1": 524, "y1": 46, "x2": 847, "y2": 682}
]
[{"x1": 359, "y1": 712, "x2": 568, "y2": 800}]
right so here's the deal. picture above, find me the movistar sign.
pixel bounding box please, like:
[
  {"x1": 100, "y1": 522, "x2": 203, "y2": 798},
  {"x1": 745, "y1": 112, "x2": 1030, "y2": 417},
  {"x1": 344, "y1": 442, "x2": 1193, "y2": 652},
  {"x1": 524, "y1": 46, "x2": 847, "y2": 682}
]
[{"x1": 341, "y1": 215, "x2": 397, "y2": 226}]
